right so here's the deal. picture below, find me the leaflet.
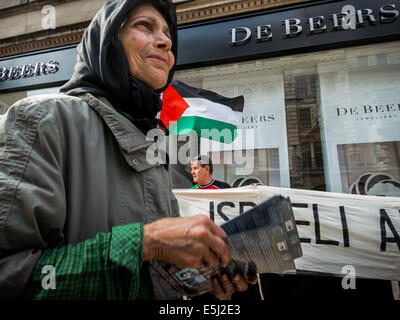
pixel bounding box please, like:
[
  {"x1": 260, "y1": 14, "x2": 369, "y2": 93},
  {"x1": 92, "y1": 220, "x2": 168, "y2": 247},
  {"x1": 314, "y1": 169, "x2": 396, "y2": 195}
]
[{"x1": 150, "y1": 195, "x2": 302, "y2": 297}]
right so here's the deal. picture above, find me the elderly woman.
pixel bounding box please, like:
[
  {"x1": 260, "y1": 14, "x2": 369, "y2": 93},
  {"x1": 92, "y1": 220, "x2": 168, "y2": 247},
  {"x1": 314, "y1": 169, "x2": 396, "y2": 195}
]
[{"x1": 0, "y1": 0, "x2": 255, "y2": 300}]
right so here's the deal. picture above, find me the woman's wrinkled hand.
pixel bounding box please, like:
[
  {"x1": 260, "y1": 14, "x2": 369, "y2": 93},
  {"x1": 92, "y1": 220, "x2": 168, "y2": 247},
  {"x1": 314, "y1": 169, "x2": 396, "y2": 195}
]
[{"x1": 142, "y1": 215, "x2": 230, "y2": 269}]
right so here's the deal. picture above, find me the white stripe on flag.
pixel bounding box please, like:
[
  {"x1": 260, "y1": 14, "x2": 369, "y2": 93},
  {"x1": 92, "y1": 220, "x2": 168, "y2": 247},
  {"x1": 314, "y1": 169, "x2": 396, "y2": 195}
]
[{"x1": 181, "y1": 98, "x2": 241, "y2": 126}]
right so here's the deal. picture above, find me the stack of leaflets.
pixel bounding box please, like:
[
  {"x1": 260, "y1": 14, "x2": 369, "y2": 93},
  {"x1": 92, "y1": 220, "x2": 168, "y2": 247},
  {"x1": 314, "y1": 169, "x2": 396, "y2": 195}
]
[{"x1": 150, "y1": 195, "x2": 302, "y2": 297}]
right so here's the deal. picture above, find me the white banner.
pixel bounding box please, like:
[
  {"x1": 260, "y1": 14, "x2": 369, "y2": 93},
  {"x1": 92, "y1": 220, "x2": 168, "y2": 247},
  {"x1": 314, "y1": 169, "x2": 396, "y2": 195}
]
[{"x1": 173, "y1": 185, "x2": 400, "y2": 281}]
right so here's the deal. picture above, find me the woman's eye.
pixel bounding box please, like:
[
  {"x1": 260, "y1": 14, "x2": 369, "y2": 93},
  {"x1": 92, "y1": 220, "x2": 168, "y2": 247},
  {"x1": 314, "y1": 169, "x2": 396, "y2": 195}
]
[{"x1": 136, "y1": 21, "x2": 152, "y2": 30}]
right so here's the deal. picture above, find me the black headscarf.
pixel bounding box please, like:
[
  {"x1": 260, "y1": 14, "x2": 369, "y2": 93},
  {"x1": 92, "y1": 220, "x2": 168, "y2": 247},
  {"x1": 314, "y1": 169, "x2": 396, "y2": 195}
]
[{"x1": 60, "y1": 0, "x2": 178, "y2": 134}]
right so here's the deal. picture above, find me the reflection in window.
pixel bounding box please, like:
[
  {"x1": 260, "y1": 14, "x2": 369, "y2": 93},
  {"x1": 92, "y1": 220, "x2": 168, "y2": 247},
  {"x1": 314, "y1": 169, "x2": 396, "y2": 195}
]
[
  {"x1": 295, "y1": 77, "x2": 307, "y2": 98},
  {"x1": 0, "y1": 91, "x2": 27, "y2": 114},
  {"x1": 0, "y1": 86, "x2": 61, "y2": 115},
  {"x1": 285, "y1": 70, "x2": 326, "y2": 191},
  {"x1": 173, "y1": 41, "x2": 400, "y2": 197},
  {"x1": 209, "y1": 149, "x2": 280, "y2": 188},
  {"x1": 266, "y1": 85, "x2": 277, "y2": 98},
  {"x1": 298, "y1": 108, "x2": 311, "y2": 129},
  {"x1": 338, "y1": 142, "x2": 400, "y2": 197},
  {"x1": 314, "y1": 142, "x2": 324, "y2": 168},
  {"x1": 301, "y1": 143, "x2": 312, "y2": 168},
  {"x1": 0, "y1": 101, "x2": 7, "y2": 114}
]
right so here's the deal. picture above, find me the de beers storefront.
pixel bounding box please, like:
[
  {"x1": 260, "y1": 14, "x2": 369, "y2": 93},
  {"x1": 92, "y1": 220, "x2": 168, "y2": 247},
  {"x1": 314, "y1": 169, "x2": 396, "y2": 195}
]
[
  {"x1": 172, "y1": 0, "x2": 400, "y2": 299},
  {"x1": 174, "y1": 0, "x2": 400, "y2": 197},
  {"x1": 1, "y1": 0, "x2": 399, "y2": 299}
]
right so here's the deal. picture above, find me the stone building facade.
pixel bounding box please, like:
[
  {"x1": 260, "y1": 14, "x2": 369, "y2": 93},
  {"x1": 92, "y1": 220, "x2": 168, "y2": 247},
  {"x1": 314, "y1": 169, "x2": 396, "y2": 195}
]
[
  {"x1": 0, "y1": 0, "x2": 327, "y2": 191},
  {"x1": 0, "y1": 0, "x2": 313, "y2": 58},
  {"x1": 1, "y1": 0, "x2": 399, "y2": 194}
]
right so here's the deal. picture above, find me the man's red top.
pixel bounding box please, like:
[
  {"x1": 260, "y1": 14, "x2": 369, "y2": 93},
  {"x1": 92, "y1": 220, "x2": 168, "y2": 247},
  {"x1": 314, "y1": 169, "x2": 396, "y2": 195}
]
[{"x1": 191, "y1": 179, "x2": 231, "y2": 189}]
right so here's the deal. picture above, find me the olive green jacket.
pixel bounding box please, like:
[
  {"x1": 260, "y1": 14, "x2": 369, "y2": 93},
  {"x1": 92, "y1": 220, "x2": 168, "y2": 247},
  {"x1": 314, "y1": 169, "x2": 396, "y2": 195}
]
[{"x1": 0, "y1": 93, "x2": 180, "y2": 299}]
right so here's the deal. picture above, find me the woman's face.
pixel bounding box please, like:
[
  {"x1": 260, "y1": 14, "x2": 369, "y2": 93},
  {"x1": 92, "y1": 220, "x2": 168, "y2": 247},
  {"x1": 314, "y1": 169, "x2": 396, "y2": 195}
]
[{"x1": 118, "y1": 4, "x2": 175, "y2": 90}]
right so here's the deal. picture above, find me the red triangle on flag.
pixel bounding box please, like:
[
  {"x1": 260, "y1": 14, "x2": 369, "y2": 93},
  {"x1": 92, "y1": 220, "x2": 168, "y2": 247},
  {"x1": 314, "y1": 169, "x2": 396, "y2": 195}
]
[{"x1": 161, "y1": 85, "x2": 190, "y2": 129}]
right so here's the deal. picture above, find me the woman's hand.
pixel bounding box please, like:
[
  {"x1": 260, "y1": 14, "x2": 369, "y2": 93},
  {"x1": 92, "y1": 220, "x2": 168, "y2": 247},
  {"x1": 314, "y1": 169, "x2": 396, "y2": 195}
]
[
  {"x1": 210, "y1": 273, "x2": 258, "y2": 299},
  {"x1": 142, "y1": 215, "x2": 230, "y2": 269}
]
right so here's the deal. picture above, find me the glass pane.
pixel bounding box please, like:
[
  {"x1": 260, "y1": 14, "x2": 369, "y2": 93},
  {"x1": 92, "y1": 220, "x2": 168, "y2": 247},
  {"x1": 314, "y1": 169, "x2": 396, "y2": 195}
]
[
  {"x1": 0, "y1": 86, "x2": 61, "y2": 114},
  {"x1": 317, "y1": 43, "x2": 400, "y2": 195},
  {"x1": 0, "y1": 91, "x2": 27, "y2": 114},
  {"x1": 337, "y1": 141, "x2": 400, "y2": 196},
  {"x1": 27, "y1": 86, "x2": 61, "y2": 96},
  {"x1": 174, "y1": 64, "x2": 291, "y2": 188},
  {"x1": 208, "y1": 148, "x2": 280, "y2": 187},
  {"x1": 284, "y1": 64, "x2": 326, "y2": 191},
  {"x1": 171, "y1": 41, "x2": 400, "y2": 197}
]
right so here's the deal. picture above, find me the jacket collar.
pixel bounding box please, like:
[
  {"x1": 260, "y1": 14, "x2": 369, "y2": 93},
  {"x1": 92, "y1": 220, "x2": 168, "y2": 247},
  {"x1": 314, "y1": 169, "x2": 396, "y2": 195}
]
[{"x1": 78, "y1": 93, "x2": 160, "y2": 172}]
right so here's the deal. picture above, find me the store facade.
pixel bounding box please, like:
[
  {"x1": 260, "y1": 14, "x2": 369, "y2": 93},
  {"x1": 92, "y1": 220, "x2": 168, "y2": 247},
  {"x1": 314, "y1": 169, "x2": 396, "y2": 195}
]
[
  {"x1": 172, "y1": 0, "x2": 400, "y2": 197},
  {"x1": 0, "y1": 44, "x2": 76, "y2": 112},
  {"x1": 0, "y1": 0, "x2": 399, "y2": 299},
  {"x1": 1, "y1": 0, "x2": 399, "y2": 196},
  {"x1": 171, "y1": 0, "x2": 400, "y2": 299}
]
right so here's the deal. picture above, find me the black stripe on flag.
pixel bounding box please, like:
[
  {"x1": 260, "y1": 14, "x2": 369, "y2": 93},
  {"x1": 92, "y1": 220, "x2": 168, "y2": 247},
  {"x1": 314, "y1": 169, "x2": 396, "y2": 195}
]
[{"x1": 171, "y1": 80, "x2": 244, "y2": 112}]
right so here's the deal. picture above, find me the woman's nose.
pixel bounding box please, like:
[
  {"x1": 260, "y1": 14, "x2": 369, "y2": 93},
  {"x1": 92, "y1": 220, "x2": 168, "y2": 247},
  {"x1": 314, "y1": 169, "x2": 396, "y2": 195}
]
[{"x1": 154, "y1": 31, "x2": 172, "y2": 51}]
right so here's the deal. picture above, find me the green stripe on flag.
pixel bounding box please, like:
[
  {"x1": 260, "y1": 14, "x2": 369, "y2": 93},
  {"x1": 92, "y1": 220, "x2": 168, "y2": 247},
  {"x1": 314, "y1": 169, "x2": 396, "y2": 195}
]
[{"x1": 168, "y1": 116, "x2": 238, "y2": 143}]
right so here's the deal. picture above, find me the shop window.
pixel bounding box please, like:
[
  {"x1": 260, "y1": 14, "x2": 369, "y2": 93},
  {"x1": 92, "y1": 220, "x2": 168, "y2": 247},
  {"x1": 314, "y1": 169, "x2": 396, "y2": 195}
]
[
  {"x1": 0, "y1": 91, "x2": 27, "y2": 114},
  {"x1": 173, "y1": 41, "x2": 400, "y2": 197},
  {"x1": 310, "y1": 77, "x2": 317, "y2": 97},
  {"x1": 296, "y1": 78, "x2": 307, "y2": 98},
  {"x1": 301, "y1": 143, "x2": 312, "y2": 168},
  {"x1": 337, "y1": 142, "x2": 400, "y2": 196},
  {"x1": 0, "y1": 86, "x2": 61, "y2": 114},
  {"x1": 318, "y1": 47, "x2": 400, "y2": 195},
  {"x1": 298, "y1": 108, "x2": 311, "y2": 129},
  {"x1": 208, "y1": 148, "x2": 280, "y2": 188},
  {"x1": 376, "y1": 54, "x2": 388, "y2": 65},
  {"x1": 0, "y1": 102, "x2": 7, "y2": 114},
  {"x1": 314, "y1": 141, "x2": 324, "y2": 169}
]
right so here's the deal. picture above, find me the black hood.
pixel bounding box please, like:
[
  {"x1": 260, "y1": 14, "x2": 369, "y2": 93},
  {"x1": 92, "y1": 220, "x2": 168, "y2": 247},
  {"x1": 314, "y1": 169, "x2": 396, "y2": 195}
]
[{"x1": 60, "y1": 0, "x2": 178, "y2": 133}]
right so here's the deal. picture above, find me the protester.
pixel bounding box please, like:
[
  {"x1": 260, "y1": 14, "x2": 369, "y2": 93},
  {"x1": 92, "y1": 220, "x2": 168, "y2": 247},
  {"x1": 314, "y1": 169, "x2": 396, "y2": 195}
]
[
  {"x1": 0, "y1": 0, "x2": 254, "y2": 300},
  {"x1": 190, "y1": 155, "x2": 231, "y2": 189}
]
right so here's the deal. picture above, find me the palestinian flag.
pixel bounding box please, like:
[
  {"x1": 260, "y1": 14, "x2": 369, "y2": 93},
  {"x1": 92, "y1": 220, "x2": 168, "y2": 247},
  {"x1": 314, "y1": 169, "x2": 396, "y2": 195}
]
[{"x1": 160, "y1": 80, "x2": 244, "y2": 143}]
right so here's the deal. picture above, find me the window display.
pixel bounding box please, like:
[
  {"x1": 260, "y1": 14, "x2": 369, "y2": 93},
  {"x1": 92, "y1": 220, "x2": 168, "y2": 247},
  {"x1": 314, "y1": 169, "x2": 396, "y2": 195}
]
[
  {"x1": 0, "y1": 86, "x2": 60, "y2": 114},
  {"x1": 318, "y1": 42, "x2": 400, "y2": 193},
  {"x1": 174, "y1": 41, "x2": 400, "y2": 197},
  {"x1": 175, "y1": 65, "x2": 290, "y2": 188}
]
